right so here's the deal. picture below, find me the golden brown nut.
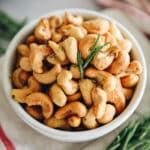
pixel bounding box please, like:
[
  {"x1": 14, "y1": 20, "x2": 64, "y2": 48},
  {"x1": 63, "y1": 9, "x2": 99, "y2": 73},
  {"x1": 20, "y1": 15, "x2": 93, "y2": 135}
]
[
  {"x1": 49, "y1": 15, "x2": 63, "y2": 29},
  {"x1": 25, "y1": 92, "x2": 54, "y2": 119},
  {"x1": 55, "y1": 101, "x2": 87, "y2": 119},
  {"x1": 49, "y1": 83, "x2": 67, "y2": 107},
  {"x1": 57, "y1": 69, "x2": 78, "y2": 95},
  {"x1": 83, "y1": 18, "x2": 110, "y2": 34},
  {"x1": 67, "y1": 115, "x2": 81, "y2": 127},
  {"x1": 26, "y1": 35, "x2": 37, "y2": 45},
  {"x1": 44, "y1": 116, "x2": 70, "y2": 130},
  {"x1": 123, "y1": 88, "x2": 133, "y2": 100},
  {"x1": 51, "y1": 32, "x2": 63, "y2": 43},
  {"x1": 79, "y1": 79, "x2": 95, "y2": 106},
  {"x1": 70, "y1": 65, "x2": 80, "y2": 79},
  {"x1": 97, "y1": 104, "x2": 116, "y2": 124},
  {"x1": 25, "y1": 106, "x2": 43, "y2": 120},
  {"x1": 34, "y1": 18, "x2": 51, "y2": 41},
  {"x1": 17, "y1": 44, "x2": 30, "y2": 57},
  {"x1": 19, "y1": 57, "x2": 32, "y2": 71},
  {"x1": 67, "y1": 92, "x2": 81, "y2": 101}
]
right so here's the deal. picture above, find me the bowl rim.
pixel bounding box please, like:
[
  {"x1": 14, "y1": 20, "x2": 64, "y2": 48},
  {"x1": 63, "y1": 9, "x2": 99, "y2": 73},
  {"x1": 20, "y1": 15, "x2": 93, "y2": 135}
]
[{"x1": 2, "y1": 8, "x2": 147, "y2": 142}]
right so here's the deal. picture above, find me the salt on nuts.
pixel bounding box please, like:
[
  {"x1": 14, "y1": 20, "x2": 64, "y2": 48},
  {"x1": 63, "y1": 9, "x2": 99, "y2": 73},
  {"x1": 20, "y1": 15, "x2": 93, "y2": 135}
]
[
  {"x1": 97, "y1": 104, "x2": 116, "y2": 124},
  {"x1": 70, "y1": 65, "x2": 80, "y2": 79},
  {"x1": 33, "y1": 64, "x2": 62, "y2": 84},
  {"x1": 34, "y1": 18, "x2": 51, "y2": 41},
  {"x1": 55, "y1": 101, "x2": 87, "y2": 119},
  {"x1": 123, "y1": 88, "x2": 133, "y2": 100},
  {"x1": 61, "y1": 24, "x2": 87, "y2": 40},
  {"x1": 85, "y1": 67, "x2": 117, "y2": 92},
  {"x1": 11, "y1": 76, "x2": 41, "y2": 103},
  {"x1": 57, "y1": 69, "x2": 78, "y2": 95},
  {"x1": 62, "y1": 37, "x2": 78, "y2": 64},
  {"x1": 121, "y1": 74, "x2": 139, "y2": 88},
  {"x1": 19, "y1": 57, "x2": 32, "y2": 71},
  {"x1": 108, "y1": 51, "x2": 130, "y2": 75},
  {"x1": 92, "y1": 87, "x2": 107, "y2": 119},
  {"x1": 83, "y1": 18, "x2": 110, "y2": 34},
  {"x1": 67, "y1": 115, "x2": 81, "y2": 127},
  {"x1": 64, "y1": 11, "x2": 83, "y2": 25},
  {"x1": 67, "y1": 92, "x2": 81, "y2": 101},
  {"x1": 26, "y1": 35, "x2": 36, "y2": 45},
  {"x1": 44, "y1": 116, "x2": 70, "y2": 130},
  {"x1": 49, "y1": 83, "x2": 67, "y2": 107},
  {"x1": 82, "y1": 108, "x2": 98, "y2": 129},
  {"x1": 48, "y1": 41, "x2": 66, "y2": 62},
  {"x1": 17, "y1": 44, "x2": 30, "y2": 57},
  {"x1": 25, "y1": 106, "x2": 43, "y2": 120},
  {"x1": 49, "y1": 15, "x2": 63, "y2": 29},
  {"x1": 79, "y1": 79, "x2": 95, "y2": 106},
  {"x1": 29, "y1": 43, "x2": 52, "y2": 73}
]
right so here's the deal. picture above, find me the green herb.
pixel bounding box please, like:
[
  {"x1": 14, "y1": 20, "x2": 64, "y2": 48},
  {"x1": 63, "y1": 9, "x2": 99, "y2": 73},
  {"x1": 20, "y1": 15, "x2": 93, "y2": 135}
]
[
  {"x1": 77, "y1": 51, "x2": 84, "y2": 79},
  {"x1": 0, "y1": 10, "x2": 27, "y2": 55},
  {"x1": 107, "y1": 115, "x2": 150, "y2": 150}
]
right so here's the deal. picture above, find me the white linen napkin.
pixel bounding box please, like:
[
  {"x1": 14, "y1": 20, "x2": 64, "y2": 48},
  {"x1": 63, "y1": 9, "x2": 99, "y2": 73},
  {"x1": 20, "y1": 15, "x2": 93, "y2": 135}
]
[{"x1": 0, "y1": 9, "x2": 149, "y2": 150}]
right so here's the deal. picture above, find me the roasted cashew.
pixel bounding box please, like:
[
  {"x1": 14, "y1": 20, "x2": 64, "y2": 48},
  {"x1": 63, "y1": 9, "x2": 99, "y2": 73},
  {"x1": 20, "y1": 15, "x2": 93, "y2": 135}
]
[
  {"x1": 29, "y1": 43, "x2": 52, "y2": 73},
  {"x1": 70, "y1": 65, "x2": 80, "y2": 79},
  {"x1": 34, "y1": 18, "x2": 51, "y2": 41},
  {"x1": 83, "y1": 18, "x2": 110, "y2": 34},
  {"x1": 67, "y1": 92, "x2": 81, "y2": 101},
  {"x1": 85, "y1": 67, "x2": 117, "y2": 92},
  {"x1": 104, "y1": 32, "x2": 117, "y2": 47},
  {"x1": 11, "y1": 76, "x2": 41, "y2": 103},
  {"x1": 44, "y1": 116, "x2": 70, "y2": 130},
  {"x1": 121, "y1": 74, "x2": 139, "y2": 88},
  {"x1": 55, "y1": 101, "x2": 87, "y2": 119},
  {"x1": 25, "y1": 106, "x2": 43, "y2": 120},
  {"x1": 62, "y1": 37, "x2": 78, "y2": 64},
  {"x1": 33, "y1": 64, "x2": 62, "y2": 84},
  {"x1": 49, "y1": 15, "x2": 63, "y2": 29},
  {"x1": 108, "y1": 51, "x2": 130, "y2": 75},
  {"x1": 48, "y1": 41, "x2": 66, "y2": 62},
  {"x1": 17, "y1": 44, "x2": 30, "y2": 57},
  {"x1": 49, "y1": 83, "x2": 67, "y2": 107},
  {"x1": 82, "y1": 108, "x2": 98, "y2": 129},
  {"x1": 67, "y1": 115, "x2": 81, "y2": 127},
  {"x1": 26, "y1": 35, "x2": 37, "y2": 45},
  {"x1": 64, "y1": 12, "x2": 83, "y2": 25},
  {"x1": 123, "y1": 88, "x2": 133, "y2": 100},
  {"x1": 92, "y1": 87, "x2": 107, "y2": 119},
  {"x1": 25, "y1": 92, "x2": 54, "y2": 119},
  {"x1": 51, "y1": 32, "x2": 62, "y2": 43},
  {"x1": 57, "y1": 69, "x2": 78, "y2": 95},
  {"x1": 97, "y1": 104, "x2": 116, "y2": 124},
  {"x1": 19, "y1": 57, "x2": 32, "y2": 71},
  {"x1": 79, "y1": 79, "x2": 95, "y2": 106},
  {"x1": 61, "y1": 24, "x2": 87, "y2": 40}
]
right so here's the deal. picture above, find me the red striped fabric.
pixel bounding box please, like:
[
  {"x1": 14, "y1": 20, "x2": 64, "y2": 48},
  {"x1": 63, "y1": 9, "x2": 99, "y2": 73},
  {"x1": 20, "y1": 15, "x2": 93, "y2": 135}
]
[{"x1": 0, "y1": 125, "x2": 15, "y2": 150}]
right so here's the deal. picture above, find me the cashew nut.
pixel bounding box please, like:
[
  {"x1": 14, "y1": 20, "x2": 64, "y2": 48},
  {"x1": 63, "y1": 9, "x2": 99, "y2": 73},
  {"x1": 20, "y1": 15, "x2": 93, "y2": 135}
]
[
  {"x1": 34, "y1": 18, "x2": 51, "y2": 41},
  {"x1": 64, "y1": 12, "x2": 83, "y2": 25},
  {"x1": 19, "y1": 57, "x2": 32, "y2": 71},
  {"x1": 57, "y1": 69, "x2": 78, "y2": 95},
  {"x1": 82, "y1": 108, "x2": 98, "y2": 129},
  {"x1": 26, "y1": 35, "x2": 37, "y2": 45},
  {"x1": 51, "y1": 32, "x2": 62, "y2": 43},
  {"x1": 67, "y1": 115, "x2": 81, "y2": 127},
  {"x1": 44, "y1": 116, "x2": 70, "y2": 130},
  {"x1": 55, "y1": 101, "x2": 87, "y2": 119},
  {"x1": 85, "y1": 67, "x2": 117, "y2": 92},
  {"x1": 67, "y1": 92, "x2": 81, "y2": 102},
  {"x1": 48, "y1": 41, "x2": 66, "y2": 62},
  {"x1": 25, "y1": 92, "x2": 54, "y2": 119},
  {"x1": 92, "y1": 87, "x2": 107, "y2": 119},
  {"x1": 61, "y1": 24, "x2": 87, "y2": 40},
  {"x1": 70, "y1": 65, "x2": 80, "y2": 79},
  {"x1": 123, "y1": 88, "x2": 133, "y2": 100},
  {"x1": 11, "y1": 76, "x2": 41, "y2": 103},
  {"x1": 79, "y1": 79, "x2": 95, "y2": 106},
  {"x1": 25, "y1": 106, "x2": 43, "y2": 120},
  {"x1": 17, "y1": 44, "x2": 30, "y2": 57},
  {"x1": 121, "y1": 74, "x2": 139, "y2": 88},
  {"x1": 49, "y1": 15, "x2": 63, "y2": 29},
  {"x1": 108, "y1": 51, "x2": 130, "y2": 75},
  {"x1": 62, "y1": 37, "x2": 78, "y2": 64},
  {"x1": 49, "y1": 83, "x2": 67, "y2": 107},
  {"x1": 97, "y1": 104, "x2": 116, "y2": 124},
  {"x1": 83, "y1": 18, "x2": 110, "y2": 34},
  {"x1": 33, "y1": 64, "x2": 62, "y2": 84}
]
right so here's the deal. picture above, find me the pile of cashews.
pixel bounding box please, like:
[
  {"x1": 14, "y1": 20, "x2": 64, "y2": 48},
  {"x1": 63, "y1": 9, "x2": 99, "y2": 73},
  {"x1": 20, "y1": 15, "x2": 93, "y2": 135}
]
[{"x1": 11, "y1": 12, "x2": 143, "y2": 130}]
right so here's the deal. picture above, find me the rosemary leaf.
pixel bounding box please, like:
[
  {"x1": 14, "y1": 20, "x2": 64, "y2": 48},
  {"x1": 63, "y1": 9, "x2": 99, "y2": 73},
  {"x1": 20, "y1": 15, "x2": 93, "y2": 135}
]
[{"x1": 77, "y1": 51, "x2": 84, "y2": 79}]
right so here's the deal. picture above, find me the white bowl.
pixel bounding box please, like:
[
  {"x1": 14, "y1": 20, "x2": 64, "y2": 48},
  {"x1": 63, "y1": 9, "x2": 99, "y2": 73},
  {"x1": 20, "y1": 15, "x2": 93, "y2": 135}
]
[{"x1": 3, "y1": 8, "x2": 147, "y2": 142}]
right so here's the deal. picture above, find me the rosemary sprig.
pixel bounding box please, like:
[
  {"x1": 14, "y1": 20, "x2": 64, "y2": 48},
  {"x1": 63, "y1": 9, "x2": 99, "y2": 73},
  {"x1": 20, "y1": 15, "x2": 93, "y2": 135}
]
[{"x1": 77, "y1": 51, "x2": 84, "y2": 79}]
